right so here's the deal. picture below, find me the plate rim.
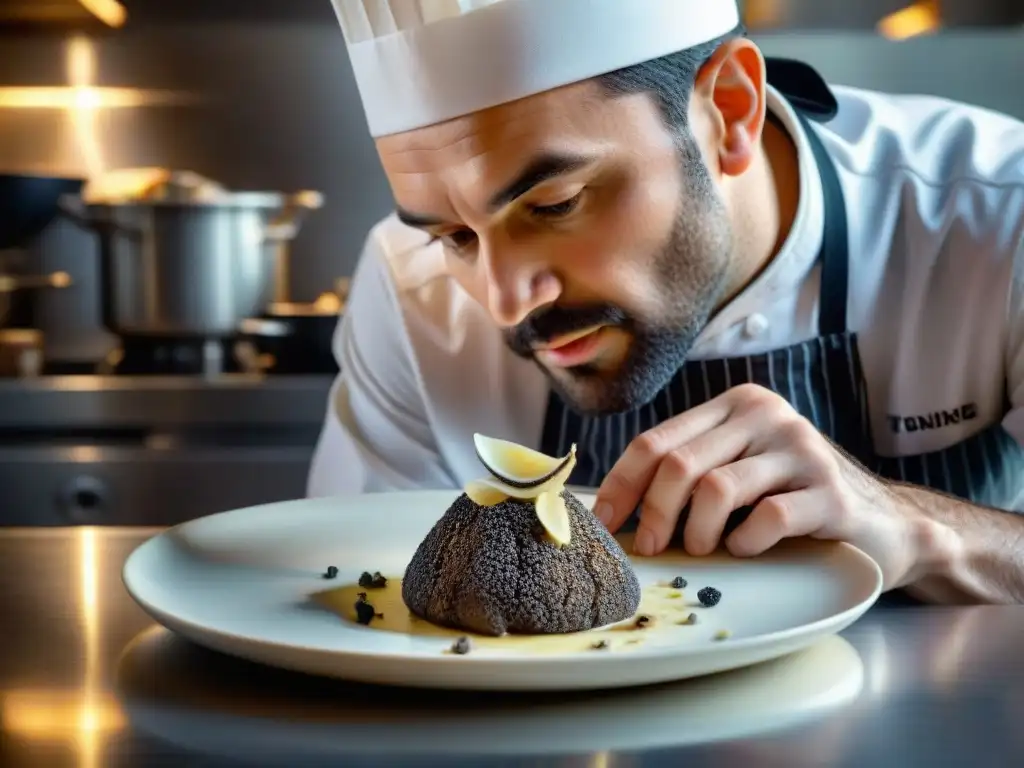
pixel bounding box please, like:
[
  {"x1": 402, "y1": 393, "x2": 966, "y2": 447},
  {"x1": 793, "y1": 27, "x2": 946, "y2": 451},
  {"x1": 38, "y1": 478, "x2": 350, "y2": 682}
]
[{"x1": 122, "y1": 491, "x2": 884, "y2": 668}]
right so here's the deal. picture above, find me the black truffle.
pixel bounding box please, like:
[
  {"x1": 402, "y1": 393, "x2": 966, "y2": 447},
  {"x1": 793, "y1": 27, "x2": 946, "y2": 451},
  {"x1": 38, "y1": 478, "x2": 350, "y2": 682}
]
[
  {"x1": 354, "y1": 595, "x2": 379, "y2": 625},
  {"x1": 359, "y1": 571, "x2": 388, "y2": 588},
  {"x1": 697, "y1": 587, "x2": 722, "y2": 607},
  {"x1": 401, "y1": 491, "x2": 642, "y2": 636}
]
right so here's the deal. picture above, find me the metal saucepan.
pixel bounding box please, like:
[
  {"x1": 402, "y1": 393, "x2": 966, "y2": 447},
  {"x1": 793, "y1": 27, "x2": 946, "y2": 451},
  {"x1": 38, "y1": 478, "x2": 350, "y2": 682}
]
[
  {"x1": 58, "y1": 171, "x2": 323, "y2": 338},
  {"x1": 0, "y1": 271, "x2": 73, "y2": 328},
  {"x1": 0, "y1": 173, "x2": 83, "y2": 327}
]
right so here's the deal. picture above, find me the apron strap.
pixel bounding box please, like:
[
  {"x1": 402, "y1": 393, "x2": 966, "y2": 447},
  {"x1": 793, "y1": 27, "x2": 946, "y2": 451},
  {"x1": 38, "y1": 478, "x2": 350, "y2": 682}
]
[
  {"x1": 801, "y1": 115, "x2": 850, "y2": 337},
  {"x1": 764, "y1": 57, "x2": 850, "y2": 337}
]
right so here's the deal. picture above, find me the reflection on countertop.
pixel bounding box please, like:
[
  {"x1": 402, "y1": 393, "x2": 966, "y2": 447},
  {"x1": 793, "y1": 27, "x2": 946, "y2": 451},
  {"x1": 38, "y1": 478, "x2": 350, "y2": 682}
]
[
  {"x1": 115, "y1": 627, "x2": 865, "y2": 760},
  {"x1": 2, "y1": 527, "x2": 1024, "y2": 767}
]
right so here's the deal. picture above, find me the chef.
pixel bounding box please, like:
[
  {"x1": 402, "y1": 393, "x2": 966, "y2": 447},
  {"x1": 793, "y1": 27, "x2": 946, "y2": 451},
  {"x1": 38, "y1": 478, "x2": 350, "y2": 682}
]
[{"x1": 309, "y1": 0, "x2": 1024, "y2": 603}]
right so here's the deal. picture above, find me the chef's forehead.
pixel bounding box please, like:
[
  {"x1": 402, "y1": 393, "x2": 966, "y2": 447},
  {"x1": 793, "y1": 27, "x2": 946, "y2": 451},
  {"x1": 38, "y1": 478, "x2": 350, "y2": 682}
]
[{"x1": 374, "y1": 79, "x2": 614, "y2": 174}]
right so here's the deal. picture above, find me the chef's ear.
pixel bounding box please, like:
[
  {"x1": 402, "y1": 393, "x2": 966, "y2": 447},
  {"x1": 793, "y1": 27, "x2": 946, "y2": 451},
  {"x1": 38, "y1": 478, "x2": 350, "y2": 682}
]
[{"x1": 691, "y1": 38, "x2": 767, "y2": 178}]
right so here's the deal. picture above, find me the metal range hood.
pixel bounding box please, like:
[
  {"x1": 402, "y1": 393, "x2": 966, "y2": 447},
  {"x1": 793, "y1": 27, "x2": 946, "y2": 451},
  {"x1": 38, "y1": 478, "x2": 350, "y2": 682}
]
[
  {"x1": 0, "y1": 0, "x2": 332, "y2": 30},
  {"x1": 0, "y1": 0, "x2": 124, "y2": 30}
]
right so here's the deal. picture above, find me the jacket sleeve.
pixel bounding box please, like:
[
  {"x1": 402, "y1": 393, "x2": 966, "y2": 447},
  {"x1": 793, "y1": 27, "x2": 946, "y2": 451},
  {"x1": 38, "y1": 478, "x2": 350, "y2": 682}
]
[
  {"x1": 306, "y1": 227, "x2": 458, "y2": 497},
  {"x1": 1000, "y1": 230, "x2": 1024, "y2": 507}
]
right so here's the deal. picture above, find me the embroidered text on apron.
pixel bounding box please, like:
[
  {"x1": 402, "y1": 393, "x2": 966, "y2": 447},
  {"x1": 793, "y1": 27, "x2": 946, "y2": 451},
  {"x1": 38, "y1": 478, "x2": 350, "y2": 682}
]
[{"x1": 538, "y1": 59, "x2": 1024, "y2": 537}]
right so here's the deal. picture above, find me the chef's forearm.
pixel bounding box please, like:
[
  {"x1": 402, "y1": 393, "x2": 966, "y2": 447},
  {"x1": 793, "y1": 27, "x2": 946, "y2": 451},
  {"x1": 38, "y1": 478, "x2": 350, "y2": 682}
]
[{"x1": 889, "y1": 483, "x2": 1024, "y2": 604}]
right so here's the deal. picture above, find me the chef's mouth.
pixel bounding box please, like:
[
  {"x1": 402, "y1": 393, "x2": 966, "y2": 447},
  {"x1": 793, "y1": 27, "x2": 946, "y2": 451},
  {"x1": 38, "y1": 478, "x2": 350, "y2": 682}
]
[
  {"x1": 533, "y1": 325, "x2": 606, "y2": 352},
  {"x1": 533, "y1": 325, "x2": 609, "y2": 368}
]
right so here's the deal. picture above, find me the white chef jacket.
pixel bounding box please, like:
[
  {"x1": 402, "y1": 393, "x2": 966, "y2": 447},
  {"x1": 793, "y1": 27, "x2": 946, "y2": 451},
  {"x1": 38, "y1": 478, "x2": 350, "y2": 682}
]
[{"x1": 307, "y1": 84, "x2": 1024, "y2": 505}]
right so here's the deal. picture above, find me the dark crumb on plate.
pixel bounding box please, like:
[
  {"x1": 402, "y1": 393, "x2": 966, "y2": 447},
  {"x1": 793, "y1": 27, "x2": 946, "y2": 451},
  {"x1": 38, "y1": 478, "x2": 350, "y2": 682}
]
[
  {"x1": 697, "y1": 587, "x2": 722, "y2": 607},
  {"x1": 449, "y1": 637, "x2": 472, "y2": 655},
  {"x1": 358, "y1": 571, "x2": 388, "y2": 589},
  {"x1": 323, "y1": 566, "x2": 339, "y2": 579},
  {"x1": 354, "y1": 593, "x2": 383, "y2": 626},
  {"x1": 678, "y1": 612, "x2": 698, "y2": 626},
  {"x1": 591, "y1": 639, "x2": 610, "y2": 650},
  {"x1": 670, "y1": 576, "x2": 687, "y2": 589},
  {"x1": 714, "y1": 630, "x2": 731, "y2": 641},
  {"x1": 633, "y1": 614, "x2": 652, "y2": 629}
]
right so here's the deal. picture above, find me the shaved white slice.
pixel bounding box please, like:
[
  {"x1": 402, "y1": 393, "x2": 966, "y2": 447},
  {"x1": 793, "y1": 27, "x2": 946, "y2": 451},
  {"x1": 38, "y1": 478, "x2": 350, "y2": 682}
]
[
  {"x1": 468, "y1": 445, "x2": 578, "y2": 500},
  {"x1": 464, "y1": 480, "x2": 509, "y2": 507},
  {"x1": 467, "y1": 476, "x2": 541, "y2": 501},
  {"x1": 535, "y1": 489, "x2": 572, "y2": 546},
  {"x1": 473, "y1": 433, "x2": 573, "y2": 489}
]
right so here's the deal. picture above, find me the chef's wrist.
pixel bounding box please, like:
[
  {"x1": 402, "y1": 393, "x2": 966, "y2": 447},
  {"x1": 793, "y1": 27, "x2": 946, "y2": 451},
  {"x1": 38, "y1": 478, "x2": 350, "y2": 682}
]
[{"x1": 887, "y1": 482, "x2": 965, "y2": 587}]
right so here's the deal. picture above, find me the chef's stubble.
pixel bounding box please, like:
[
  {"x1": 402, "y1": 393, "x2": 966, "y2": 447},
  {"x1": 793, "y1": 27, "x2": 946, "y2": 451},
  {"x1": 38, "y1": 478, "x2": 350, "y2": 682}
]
[{"x1": 505, "y1": 132, "x2": 734, "y2": 416}]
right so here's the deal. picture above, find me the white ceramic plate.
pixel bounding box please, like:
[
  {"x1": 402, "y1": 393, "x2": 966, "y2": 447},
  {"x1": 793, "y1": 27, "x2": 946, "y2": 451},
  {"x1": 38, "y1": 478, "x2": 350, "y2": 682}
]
[
  {"x1": 116, "y1": 626, "x2": 865, "y2": 758},
  {"x1": 122, "y1": 490, "x2": 882, "y2": 691}
]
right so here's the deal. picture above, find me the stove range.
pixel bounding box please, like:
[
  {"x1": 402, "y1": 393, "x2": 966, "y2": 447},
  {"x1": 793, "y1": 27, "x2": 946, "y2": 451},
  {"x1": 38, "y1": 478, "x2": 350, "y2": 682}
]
[
  {"x1": 107, "y1": 334, "x2": 244, "y2": 376},
  {"x1": 0, "y1": 359, "x2": 335, "y2": 527}
]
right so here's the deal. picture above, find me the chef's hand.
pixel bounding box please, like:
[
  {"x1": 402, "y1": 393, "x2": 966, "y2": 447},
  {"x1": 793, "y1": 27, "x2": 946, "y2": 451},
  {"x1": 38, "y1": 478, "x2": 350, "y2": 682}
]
[{"x1": 591, "y1": 383, "x2": 929, "y2": 588}]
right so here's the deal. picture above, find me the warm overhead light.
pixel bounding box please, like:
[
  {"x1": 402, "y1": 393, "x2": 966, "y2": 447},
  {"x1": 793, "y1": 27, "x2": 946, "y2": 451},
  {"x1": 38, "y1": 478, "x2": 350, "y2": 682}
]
[
  {"x1": 0, "y1": 86, "x2": 191, "y2": 109},
  {"x1": 741, "y1": 0, "x2": 784, "y2": 29},
  {"x1": 77, "y1": 0, "x2": 126, "y2": 28},
  {"x1": 878, "y1": 1, "x2": 941, "y2": 40}
]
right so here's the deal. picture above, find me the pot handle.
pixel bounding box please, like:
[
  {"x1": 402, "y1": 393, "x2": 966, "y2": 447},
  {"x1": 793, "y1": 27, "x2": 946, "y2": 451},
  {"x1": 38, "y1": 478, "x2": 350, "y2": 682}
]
[
  {"x1": 0, "y1": 271, "x2": 73, "y2": 293},
  {"x1": 262, "y1": 190, "x2": 324, "y2": 242},
  {"x1": 57, "y1": 194, "x2": 93, "y2": 230},
  {"x1": 57, "y1": 195, "x2": 145, "y2": 239}
]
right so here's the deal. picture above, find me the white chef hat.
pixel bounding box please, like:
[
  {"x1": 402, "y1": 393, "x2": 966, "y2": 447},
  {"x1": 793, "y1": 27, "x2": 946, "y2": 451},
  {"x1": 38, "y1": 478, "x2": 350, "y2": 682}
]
[{"x1": 332, "y1": 0, "x2": 742, "y2": 138}]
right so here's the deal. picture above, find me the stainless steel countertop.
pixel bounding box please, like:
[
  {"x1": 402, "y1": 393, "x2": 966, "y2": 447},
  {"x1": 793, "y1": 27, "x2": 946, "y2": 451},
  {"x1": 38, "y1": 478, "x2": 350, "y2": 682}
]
[{"x1": 2, "y1": 526, "x2": 1022, "y2": 767}]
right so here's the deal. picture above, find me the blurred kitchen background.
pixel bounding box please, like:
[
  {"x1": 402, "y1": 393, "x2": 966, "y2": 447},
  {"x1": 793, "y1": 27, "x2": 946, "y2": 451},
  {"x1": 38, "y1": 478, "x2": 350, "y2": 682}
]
[{"x1": 0, "y1": 0, "x2": 1021, "y2": 526}]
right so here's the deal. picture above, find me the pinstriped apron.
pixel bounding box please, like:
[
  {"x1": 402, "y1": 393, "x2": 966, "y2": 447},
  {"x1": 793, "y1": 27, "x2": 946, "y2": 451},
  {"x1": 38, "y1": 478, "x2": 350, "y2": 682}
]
[{"x1": 538, "y1": 59, "x2": 1024, "y2": 538}]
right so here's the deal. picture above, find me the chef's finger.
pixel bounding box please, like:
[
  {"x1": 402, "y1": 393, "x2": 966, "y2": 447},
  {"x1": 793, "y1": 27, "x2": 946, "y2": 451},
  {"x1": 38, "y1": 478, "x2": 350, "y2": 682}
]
[
  {"x1": 682, "y1": 452, "x2": 805, "y2": 556},
  {"x1": 633, "y1": 416, "x2": 761, "y2": 555},
  {"x1": 723, "y1": 488, "x2": 828, "y2": 557},
  {"x1": 594, "y1": 396, "x2": 734, "y2": 531}
]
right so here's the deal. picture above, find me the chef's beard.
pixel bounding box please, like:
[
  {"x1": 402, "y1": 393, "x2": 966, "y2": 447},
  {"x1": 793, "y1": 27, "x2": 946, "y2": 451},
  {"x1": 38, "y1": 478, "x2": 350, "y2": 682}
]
[{"x1": 504, "y1": 149, "x2": 733, "y2": 415}]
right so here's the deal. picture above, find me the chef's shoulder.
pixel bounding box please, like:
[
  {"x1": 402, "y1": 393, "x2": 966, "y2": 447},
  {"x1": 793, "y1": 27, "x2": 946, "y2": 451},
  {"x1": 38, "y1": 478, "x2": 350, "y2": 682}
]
[
  {"x1": 355, "y1": 211, "x2": 495, "y2": 351},
  {"x1": 826, "y1": 85, "x2": 1024, "y2": 189},
  {"x1": 358, "y1": 214, "x2": 489, "y2": 331},
  {"x1": 350, "y1": 213, "x2": 548, "y2": 468},
  {"x1": 824, "y1": 85, "x2": 1024, "y2": 279}
]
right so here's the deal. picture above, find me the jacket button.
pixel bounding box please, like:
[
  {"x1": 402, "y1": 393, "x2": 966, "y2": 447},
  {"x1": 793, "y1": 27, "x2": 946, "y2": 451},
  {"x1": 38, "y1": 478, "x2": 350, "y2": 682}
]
[{"x1": 743, "y1": 314, "x2": 769, "y2": 339}]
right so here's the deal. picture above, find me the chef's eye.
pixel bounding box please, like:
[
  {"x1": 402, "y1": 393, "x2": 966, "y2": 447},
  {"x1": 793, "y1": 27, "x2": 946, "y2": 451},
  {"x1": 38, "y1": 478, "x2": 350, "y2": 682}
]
[
  {"x1": 440, "y1": 228, "x2": 477, "y2": 253},
  {"x1": 528, "y1": 191, "x2": 583, "y2": 219}
]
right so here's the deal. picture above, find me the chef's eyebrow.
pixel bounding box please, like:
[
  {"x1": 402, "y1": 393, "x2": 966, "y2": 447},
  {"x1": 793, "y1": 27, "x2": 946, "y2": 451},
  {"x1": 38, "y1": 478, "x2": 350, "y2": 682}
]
[
  {"x1": 395, "y1": 207, "x2": 444, "y2": 228},
  {"x1": 394, "y1": 151, "x2": 592, "y2": 230},
  {"x1": 487, "y1": 152, "x2": 591, "y2": 212}
]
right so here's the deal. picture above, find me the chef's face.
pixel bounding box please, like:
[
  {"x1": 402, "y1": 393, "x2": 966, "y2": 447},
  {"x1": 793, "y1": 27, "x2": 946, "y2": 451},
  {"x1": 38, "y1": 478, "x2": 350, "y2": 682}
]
[{"x1": 376, "y1": 40, "x2": 767, "y2": 414}]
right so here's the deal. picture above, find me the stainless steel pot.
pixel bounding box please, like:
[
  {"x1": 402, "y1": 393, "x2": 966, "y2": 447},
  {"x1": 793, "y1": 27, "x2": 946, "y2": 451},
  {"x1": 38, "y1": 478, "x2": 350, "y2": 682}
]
[{"x1": 58, "y1": 189, "x2": 323, "y2": 338}]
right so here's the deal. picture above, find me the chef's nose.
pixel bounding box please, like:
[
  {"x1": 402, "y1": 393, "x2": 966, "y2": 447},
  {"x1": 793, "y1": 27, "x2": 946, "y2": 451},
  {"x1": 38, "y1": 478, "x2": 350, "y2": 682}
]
[{"x1": 482, "y1": 243, "x2": 562, "y2": 327}]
